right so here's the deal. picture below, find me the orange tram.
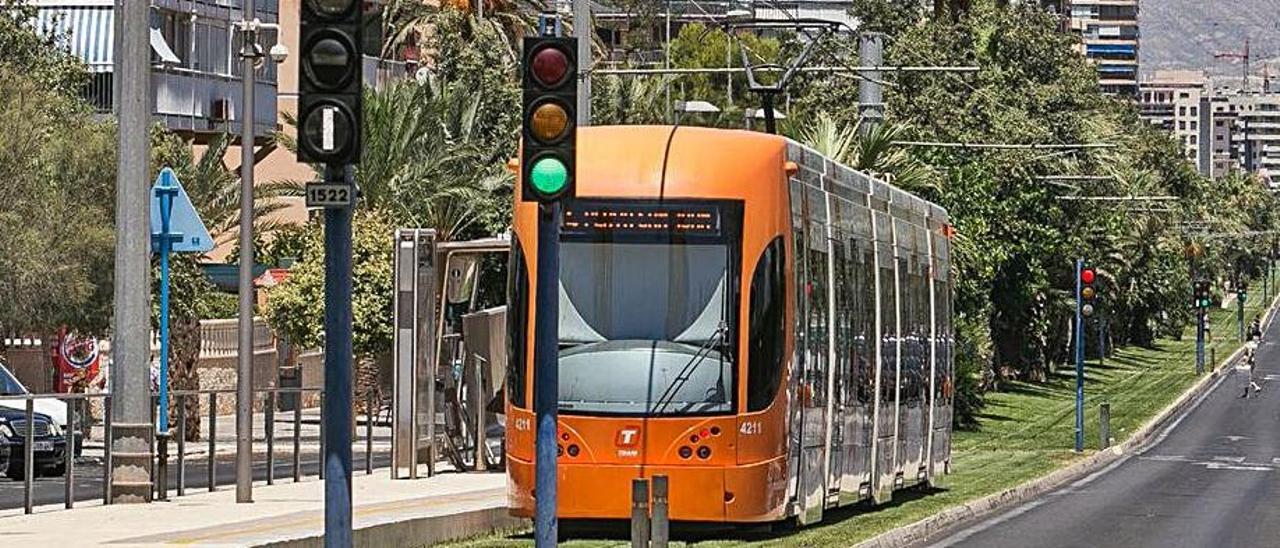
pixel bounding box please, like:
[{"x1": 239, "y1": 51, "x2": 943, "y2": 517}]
[{"x1": 505, "y1": 125, "x2": 955, "y2": 525}]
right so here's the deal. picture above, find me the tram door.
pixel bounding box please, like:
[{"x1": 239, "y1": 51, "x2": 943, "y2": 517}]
[{"x1": 872, "y1": 208, "x2": 898, "y2": 501}]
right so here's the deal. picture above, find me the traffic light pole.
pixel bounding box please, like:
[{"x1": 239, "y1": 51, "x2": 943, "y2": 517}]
[
  {"x1": 323, "y1": 164, "x2": 355, "y2": 547},
  {"x1": 1238, "y1": 290, "x2": 1245, "y2": 342},
  {"x1": 533, "y1": 202, "x2": 561, "y2": 547},
  {"x1": 1196, "y1": 307, "x2": 1205, "y2": 375},
  {"x1": 1074, "y1": 258, "x2": 1085, "y2": 453}
]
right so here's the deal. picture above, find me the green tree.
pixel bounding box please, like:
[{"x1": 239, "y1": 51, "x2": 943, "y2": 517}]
[{"x1": 264, "y1": 211, "x2": 396, "y2": 404}]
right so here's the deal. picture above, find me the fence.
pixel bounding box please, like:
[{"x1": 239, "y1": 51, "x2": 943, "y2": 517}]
[{"x1": 0, "y1": 386, "x2": 388, "y2": 515}]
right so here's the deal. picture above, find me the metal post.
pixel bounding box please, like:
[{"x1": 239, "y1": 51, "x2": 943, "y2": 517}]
[
  {"x1": 858, "y1": 32, "x2": 885, "y2": 135},
  {"x1": 652, "y1": 475, "x2": 669, "y2": 548},
  {"x1": 323, "y1": 165, "x2": 355, "y2": 547},
  {"x1": 1238, "y1": 288, "x2": 1246, "y2": 342},
  {"x1": 573, "y1": 0, "x2": 591, "y2": 125},
  {"x1": 208, "y1": 392, "x2": 217, "y2": 492},
  {"x1": 365, "y1": 391, "x2": 374, "y2": 475},
  {"x1": 235, "y1": 0, "x2": 259, "y2": 505},
  {"x1": 266, "y1": 391, "x2": 276, "y2": 485},
  {"x1": 1196, "y1": 307, "x2": 1206, "y2": 375},
  {"x1": 24, "y1": 399, "x2": 34, "y2": 514},
  {"x1": 1098, "y1": 402, "x2": 1111, "y2": 449},
  {"x1": 156, "y1": 431, "x2": 169, "y2": 501},
  {"x1": 156, "y1": 184, "x2": 174, "y2": 503},
  {"x1": 1075, "y1": 258, "x2": 1085, "y2": 453},
  {"x1": 630, "y1": 478, "x2": 650, "y2": 548},
  {"x1": 319, "y1": 392, "x2": 326, "y2": 481},
  {"x1": 110, "y1": 0, "x2": 154, "y2": 504},
  {"x1": 534, "y1": 203, "x2": 562, "y2": 548},
  {"x1": 293, "y1": 396, "x2": 302, "y2": 482},
  {"x1": 177, "y1": 396, "x2": 186, "y2": 496},
  {"x1": 761, "y1": 92, "x2": 778, "y2": 134},
  {"x1": 103, "y1": 395, "x2": 112, "y2": 504},
  {"x1": 65, "y1": 399, "x2": 75, "y2": 509}
]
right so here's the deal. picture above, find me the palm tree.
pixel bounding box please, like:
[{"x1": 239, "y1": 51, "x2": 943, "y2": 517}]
[{"x1": 798, "y1": 113, "x2": 937, "y2": 193}]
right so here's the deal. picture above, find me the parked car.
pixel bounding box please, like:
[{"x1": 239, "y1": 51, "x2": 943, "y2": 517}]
[
  {"x1": 0, "y1": 405, "x2": 74, "y2": 480},
  {"x1": 0, "y1": 360, "x2": 73, "y2": 435}
]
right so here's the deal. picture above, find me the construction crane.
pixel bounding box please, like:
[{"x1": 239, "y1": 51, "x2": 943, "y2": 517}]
[{"x1": 1215, "y1": 38, "x2": 1252, "y2": 92}]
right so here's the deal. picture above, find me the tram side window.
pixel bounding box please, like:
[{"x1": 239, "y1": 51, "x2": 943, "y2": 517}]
[
  {"x1": 506, "y1": 237, "x2": 529, "y2": 409},
  {"x1": 748, "y1": 237, "x2": 787, "y2": 412}
]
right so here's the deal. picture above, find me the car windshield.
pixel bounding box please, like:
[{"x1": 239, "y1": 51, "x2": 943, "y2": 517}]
[
  {"x1": 0, "y1": 364, "x2": 27, "y2": 396},
  {"x1": 557, "y1": 238, "x2": 737, "y2": 415}
]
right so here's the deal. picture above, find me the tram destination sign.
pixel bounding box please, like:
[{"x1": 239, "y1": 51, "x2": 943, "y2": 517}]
[{"x1": 563, "y1": 200, "x2": 722, "y2": 237}]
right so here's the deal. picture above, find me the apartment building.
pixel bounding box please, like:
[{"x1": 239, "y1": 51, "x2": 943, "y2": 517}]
[
  {"x1": 1063, "y1": 0, "x2": 1140, "y2": 96},
  {"x1": 32, "y1": 0, "x2": 280, "y2": 140}
]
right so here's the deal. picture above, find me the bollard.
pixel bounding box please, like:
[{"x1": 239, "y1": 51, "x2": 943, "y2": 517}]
[
  {"x1": 652, "y1": 475, "x2": 670, "y2": 548},
  {"x1": 293, "y1": 396, "x2": 302, "y2": 483},
  {"x1": 177, "y1": 395, "x2": 186, "y2": 496},
  {"x1": 266, "y1": 391, "x2": 276, "y2": 485},
  {"x1": 65, "y1": 398, "x2": 76, "y2": 509},
  {"x1": 366, "y1": 390, "x2": 374, "y2": 475},
  {"x1": 631, "y1": 478, "x2": 651, "y2": 548},
  {"x1": 24, "y1": 399, "x2": 34, "y2": 515},
  {"x1": 208, "y1": 392, "x2": 217, "y2": 492},
  {"x1": 1099, "y1": 402, "x2": 1112, "y2": 449}
]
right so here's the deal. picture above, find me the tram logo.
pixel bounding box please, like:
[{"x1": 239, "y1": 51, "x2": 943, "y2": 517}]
[{"x1": 616, "y1": 426, "x2": 641, "y2": 448}]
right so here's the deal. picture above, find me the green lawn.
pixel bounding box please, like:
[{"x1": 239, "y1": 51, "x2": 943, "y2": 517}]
[{"x1": 445, "y1": 283, "x2": 1275, "y2": 548}]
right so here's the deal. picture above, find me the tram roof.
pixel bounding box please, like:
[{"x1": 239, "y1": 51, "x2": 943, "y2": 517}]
[{"x1": 575, "y1": 125, "x2": 948, "y2": 225}]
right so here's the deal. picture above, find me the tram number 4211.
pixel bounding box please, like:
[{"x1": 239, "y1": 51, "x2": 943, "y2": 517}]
[{"x1": 305, "y1": 183, "x2": 355, "y2": 208}]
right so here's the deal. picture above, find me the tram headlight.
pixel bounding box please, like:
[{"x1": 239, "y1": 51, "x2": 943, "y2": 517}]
[
  {"x1": 678, "y1": 446, "x2": 693, "y2": 459},
  {"x1": 696, "y1": 446, "x2": 712, "y2": 459}
]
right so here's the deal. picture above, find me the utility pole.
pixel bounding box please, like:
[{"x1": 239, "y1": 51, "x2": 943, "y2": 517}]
[
  {"x1": 1074, "y1": 259, "x2": 1090, "y2": 453},
  {"x1": 110, "y1": 0, "x2": 154, "y2": 504},
  {"x1": 236, "y1": 0, "x2": 259, "y2": 504},
  {"x1": 323, "y1": 166, "x2": 355, "y2": 547},
  {"x1": 574, "y1": 0, "x2": 591, "y2": 125},
  {"x1": 858, "y1": 32, "x2": 885, "y2": 135}
]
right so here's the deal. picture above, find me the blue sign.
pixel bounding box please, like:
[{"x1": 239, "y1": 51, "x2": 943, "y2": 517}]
[{"x1": 150, "y1": 168, "x2": 213, "y2": 253}]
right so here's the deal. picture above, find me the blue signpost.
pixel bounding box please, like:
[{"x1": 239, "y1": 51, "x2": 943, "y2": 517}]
[
  {"x1": 150, "y1": 167, "x2": 213, "y2": 499},
  {"x1": 1074, "y1": 259, "x2": 1085, "y2": 453}
]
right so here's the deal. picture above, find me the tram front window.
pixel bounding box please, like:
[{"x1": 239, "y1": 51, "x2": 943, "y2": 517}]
[{"x1": 557, "y1": 241, "x2": 736, "y2": 416}]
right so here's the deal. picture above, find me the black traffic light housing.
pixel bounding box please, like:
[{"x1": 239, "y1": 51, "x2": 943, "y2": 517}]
[
  {"x1": 1194, "y1": 280, "x2": 1211, "y2": 309},
  {"x1": 520, "y1": 36, "x2": 578, "y2": 203},
  {"x1": 1080, "y1": 266, "x2": 1097, "y2": 317},
  {"x1": 298, "y1": 0, "x2": 363, "y2": 165}
]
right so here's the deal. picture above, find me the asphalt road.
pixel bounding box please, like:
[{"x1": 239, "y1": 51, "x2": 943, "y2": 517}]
[
  {"x1": 923, "y1": 316, "x2": 1280, "y2": 548},
  {"x1": 0, "y1": 449, "x2": 391, "y2": 510}
]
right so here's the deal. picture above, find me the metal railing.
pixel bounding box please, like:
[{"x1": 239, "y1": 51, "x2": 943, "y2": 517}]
[{"x1": 0, "y1": 386, "x2": 389, "y2": 515}]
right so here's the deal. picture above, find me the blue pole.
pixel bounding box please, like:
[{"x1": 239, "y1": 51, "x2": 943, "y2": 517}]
[
  {"x1": 1075, "y1": 258, "x2": 1084, "y2": 453},
  {"x1": 533, "y1": 202, "x2": 561, "y2": 547},
  {"x1": 158, "y1": 187, "x2": 175, "y2": 435},
  {"x1": 323, "y1": 165, "x2": 353, "y2": 547}
]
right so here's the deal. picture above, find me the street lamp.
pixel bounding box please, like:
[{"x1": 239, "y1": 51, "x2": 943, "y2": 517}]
[{"x1": 232, "y1": 9, "x2": 288, "y2": 505}]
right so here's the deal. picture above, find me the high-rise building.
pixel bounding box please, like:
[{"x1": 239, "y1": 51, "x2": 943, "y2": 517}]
[{"x1": 1063, "y1": 0, "x2": 1140, "y2": 96}]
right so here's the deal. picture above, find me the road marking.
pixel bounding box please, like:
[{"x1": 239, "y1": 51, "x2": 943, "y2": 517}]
[
  {"x1": 1139, "y1": 455, "x2": 1191, "y2": 462},
  {"x1": 1202, "y1": 462, "x2": 1273, "y2": 472},
  {"x1": 1222, "y1": 435, "x2": 1251, "y2": 442},
  {"x1": 1212, "y1": 456, "x2": 1246, "y2": 463}
]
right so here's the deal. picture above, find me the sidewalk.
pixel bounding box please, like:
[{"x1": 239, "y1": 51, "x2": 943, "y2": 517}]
[{"x1": 0, "y1": 470, "x2": 518, "y2": 547}]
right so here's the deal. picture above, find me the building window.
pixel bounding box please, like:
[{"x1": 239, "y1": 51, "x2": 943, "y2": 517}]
[
  {"x1": 1191, "y1": 135, "x2": 1198, "y2": 144},
  {"x1": 1179, "y1": 121, "x2": 1186, "y2": 130},
  {"x1": 152, "y1": 9, "x2": 191, "y2": 67},
  {"x1": 1179, "y1": 106, "x2": 1187, "y2": 116},
  {"x1": 1191, "y1": 121, "x2": 1198, "y2": 130}
]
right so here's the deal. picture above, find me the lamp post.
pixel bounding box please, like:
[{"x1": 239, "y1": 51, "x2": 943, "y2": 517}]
[{"x1": 233, "y1": 8, "x2": 288, "y2": 504}]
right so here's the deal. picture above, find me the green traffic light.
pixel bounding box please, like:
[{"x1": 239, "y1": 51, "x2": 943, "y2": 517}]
[{"x1": 530, "y1": 157, "x2": 568, "y2": 196}]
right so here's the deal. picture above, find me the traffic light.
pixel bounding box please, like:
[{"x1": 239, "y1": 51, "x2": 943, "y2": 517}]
[
  {"x1": 1238, "y1": 281, "x2": 1249, "y2": 302},
  {"x1": 297, "y1": 0, "x2": 363, "y2": 165},
  {"x1": 1194, "y1": 280, "x2": 1212, "y2": 309},
  {"x1": 520, "y1": 36, "x2": 577, "y2": 202},
  {"x1": 1080, "y1": 266, "x2": 1097, "y2": 317}
]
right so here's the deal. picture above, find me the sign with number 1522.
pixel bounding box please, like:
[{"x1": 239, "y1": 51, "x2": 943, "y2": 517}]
[{"x1": 306, "y1": 183, "x2": 355, "y2": 208}]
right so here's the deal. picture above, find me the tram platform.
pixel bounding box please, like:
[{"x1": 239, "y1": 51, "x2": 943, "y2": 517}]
[{"x1": 0, "y1": 469, "x2": 518, "y2": 546}]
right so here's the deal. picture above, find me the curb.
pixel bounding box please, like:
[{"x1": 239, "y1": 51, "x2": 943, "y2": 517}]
[{"x1": 855, "y1": 291, "x2": 1280, "y2": 548}]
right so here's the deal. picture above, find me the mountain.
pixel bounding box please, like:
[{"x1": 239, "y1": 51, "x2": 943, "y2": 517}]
[{"x1": 1139, "y1": 0, "x2": 1280, "y2": 78}]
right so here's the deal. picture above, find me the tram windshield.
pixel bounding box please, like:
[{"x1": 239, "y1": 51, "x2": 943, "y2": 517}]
[{"x1": 556, "y1": 200, "x2": 739, "y2": 416}]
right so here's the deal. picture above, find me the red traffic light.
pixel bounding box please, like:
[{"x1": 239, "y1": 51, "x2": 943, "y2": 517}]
[
  {"x1": 1081, "y1": 268, "x2": 1095, "y2": 284},
  {"x1": 530, "y1": 46, "x2": 570, "y2": 87}
]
